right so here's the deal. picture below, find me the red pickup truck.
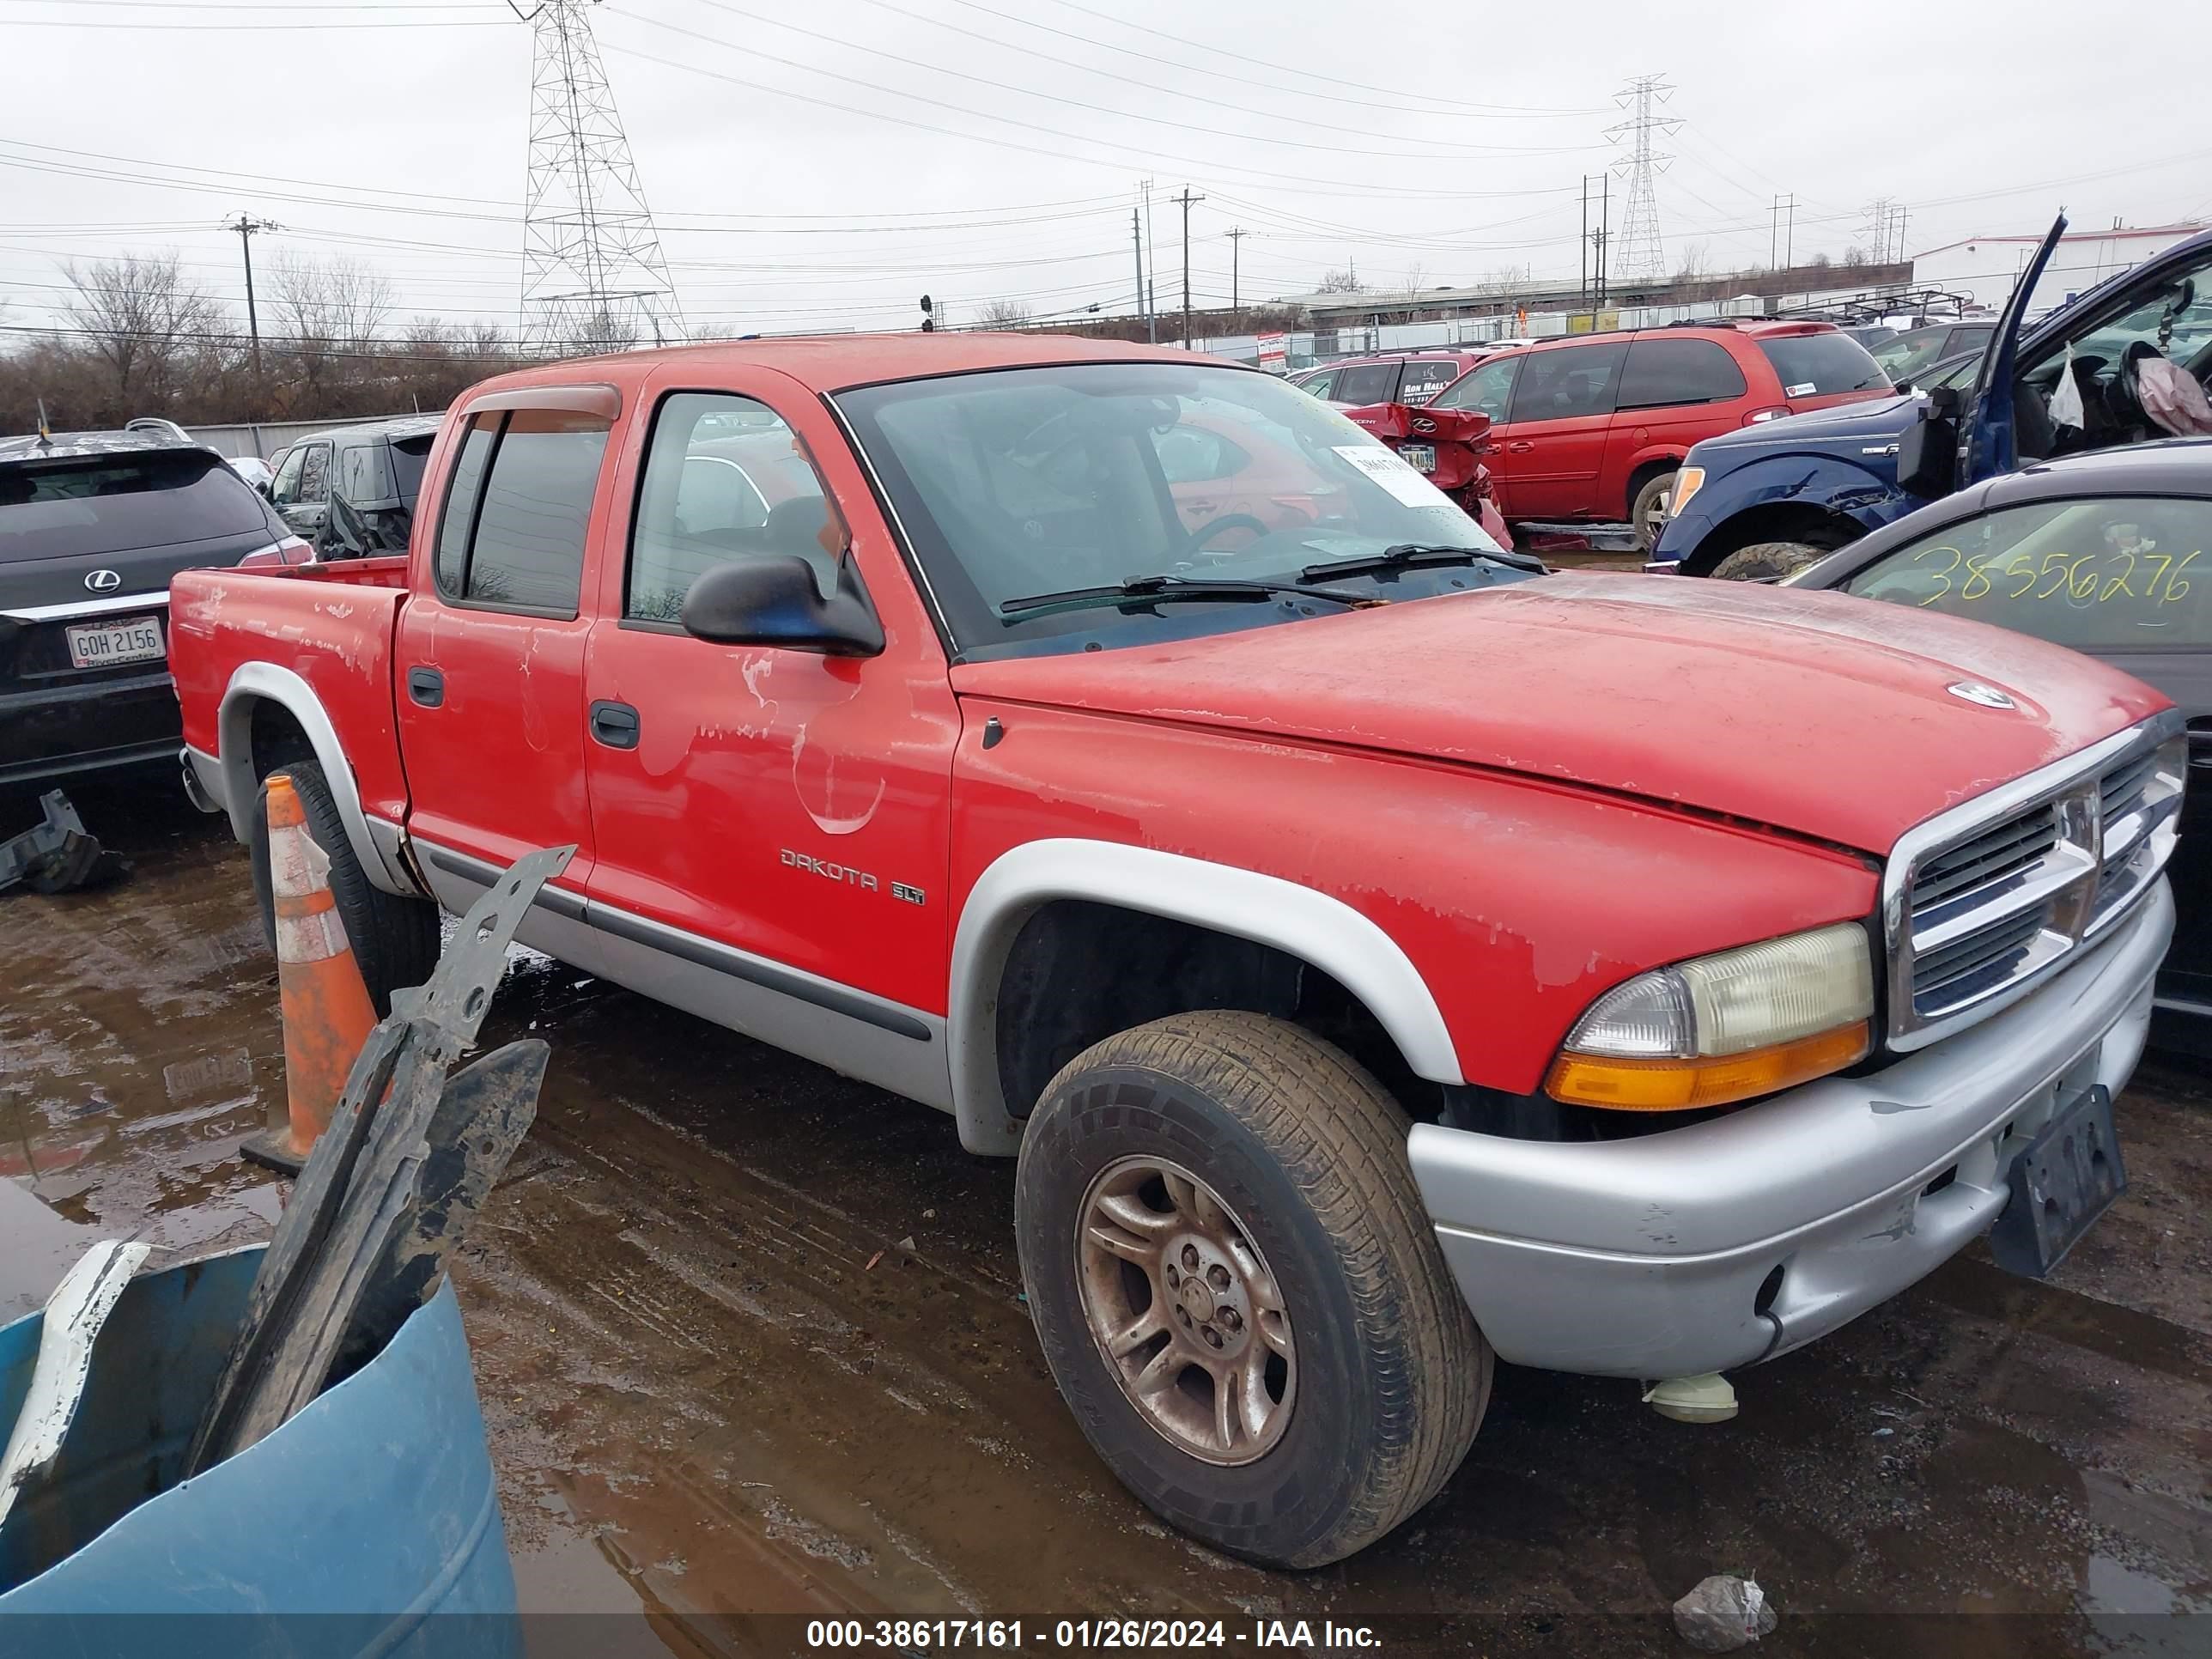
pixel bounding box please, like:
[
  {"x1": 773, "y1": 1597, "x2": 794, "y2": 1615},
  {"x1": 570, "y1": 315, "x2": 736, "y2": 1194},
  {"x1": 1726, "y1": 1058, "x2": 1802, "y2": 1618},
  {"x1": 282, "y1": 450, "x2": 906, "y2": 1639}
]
[{"x1": 169, "y1": 335, "x2": 2183, "y2": 1568}]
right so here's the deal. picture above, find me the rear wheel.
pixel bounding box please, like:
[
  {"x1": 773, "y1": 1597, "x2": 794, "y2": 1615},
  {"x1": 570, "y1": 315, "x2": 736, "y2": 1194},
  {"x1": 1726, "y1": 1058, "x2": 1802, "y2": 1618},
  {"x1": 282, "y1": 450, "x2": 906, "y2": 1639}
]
[
  {"x1": 248, "y1": 754, "x2": 441, "y2": 1014},
  {"x1": 1014, "y1": 1011, "x2": 1489, "y2": 1568},
  {"x1": 1630, "y1": 470, "x2": 1677, "y2": 553},
  {"x1": 1710, "y1": 540, "x2": 1832, "y2": 581}
]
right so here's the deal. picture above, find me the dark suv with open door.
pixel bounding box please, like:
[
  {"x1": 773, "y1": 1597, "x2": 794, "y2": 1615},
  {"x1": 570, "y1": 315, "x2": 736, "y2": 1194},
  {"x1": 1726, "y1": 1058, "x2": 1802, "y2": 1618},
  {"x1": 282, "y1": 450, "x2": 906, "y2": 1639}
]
[{"x1": 0, "y1": 427, "x2": 304, "y2": 787}]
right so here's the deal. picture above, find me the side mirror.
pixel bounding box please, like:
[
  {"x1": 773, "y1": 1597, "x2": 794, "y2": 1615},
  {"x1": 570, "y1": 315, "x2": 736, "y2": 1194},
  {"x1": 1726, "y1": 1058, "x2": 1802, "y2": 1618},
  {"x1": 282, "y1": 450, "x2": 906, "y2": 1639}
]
[{"x1": 681, "y1": 553, "x2": 885, "y2": 658}]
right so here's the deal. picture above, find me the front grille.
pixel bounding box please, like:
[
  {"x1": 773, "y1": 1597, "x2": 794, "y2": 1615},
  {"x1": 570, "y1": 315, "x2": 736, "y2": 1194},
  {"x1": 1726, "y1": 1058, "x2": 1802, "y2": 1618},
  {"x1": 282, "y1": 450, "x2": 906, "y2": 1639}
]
[
  {"x1": 2100, "y1": 750, "x2": 2157, "y2": 826},
  {"x1": 1909, "y1": 805, "x2": 2058, "y2": 918},
  {"x1": 1889, "y1": 718, "x2": 2183, "y2": 1048},
  {"x1": 1911, "y1": 906, "x2": 2048, "y2": 1015}
]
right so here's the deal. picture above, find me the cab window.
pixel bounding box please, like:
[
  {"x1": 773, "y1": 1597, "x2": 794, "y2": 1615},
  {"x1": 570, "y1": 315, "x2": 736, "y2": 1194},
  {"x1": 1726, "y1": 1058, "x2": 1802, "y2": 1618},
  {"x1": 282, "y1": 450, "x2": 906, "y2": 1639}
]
[
  {"x1": 1292, "y1": 368, "x2": 1337, "y2": 400},
  {"x1": 1432, "y1": 354, "x2": 1520, "y2": 420},
  {"x1": 295, "y1": 442, "x2": 331, "y2": 505},
  {"x1": 626, "y1": 391, "x2": 841, "y2": 623},
  {"x1": 432, "y1": 408, "x2": 610, "y2": 616},
  {"x1": 1844, "y1": 495, "x2": 2212, "y2": 648},
  {"x1": 268, "y1": 446, "x2": 306, "y2": 506}
]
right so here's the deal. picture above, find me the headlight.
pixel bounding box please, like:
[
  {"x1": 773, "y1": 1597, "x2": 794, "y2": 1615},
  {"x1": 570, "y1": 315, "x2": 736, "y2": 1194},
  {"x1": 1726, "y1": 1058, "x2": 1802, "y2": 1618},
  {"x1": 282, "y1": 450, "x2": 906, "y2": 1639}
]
[
  {"x1": 1666, "y1": 466, "x2": 1705, "y2": 519},
  {"x1": 1545, "y1": 923, "x2": 1875, "y2": 1111}
]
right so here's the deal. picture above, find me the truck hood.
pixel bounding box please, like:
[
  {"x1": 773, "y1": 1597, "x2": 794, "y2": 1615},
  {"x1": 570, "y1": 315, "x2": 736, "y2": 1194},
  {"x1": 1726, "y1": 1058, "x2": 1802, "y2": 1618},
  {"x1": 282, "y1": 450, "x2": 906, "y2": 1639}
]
[
  {"x1": 950, "y1": 574, "x2": 2168, "y2": 855},
  {"x1": 1692, "y1": 393, "x2": 1918, "y2": 463}
]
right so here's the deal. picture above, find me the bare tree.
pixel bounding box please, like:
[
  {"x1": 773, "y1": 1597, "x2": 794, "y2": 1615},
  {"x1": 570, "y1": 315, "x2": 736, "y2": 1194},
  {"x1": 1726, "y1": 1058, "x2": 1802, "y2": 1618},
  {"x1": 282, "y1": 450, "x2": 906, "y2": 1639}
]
[
  {"x1": 60, "y1": 253, "x2": 224, "y2": 412},
  {"x1": 1395, "y1": 262, "x2": 1427, "y2": 322},
  {"x1": 1674, "y1": 241, "x2": 1711, "y2": 282},
  {"x1": 1316, "y1": 265, "x2": 1366, "y2": 295},
  {"x1": 976, "y1": 298, "x2": 1033, "y2": 326},
  {"x1": 1841, "y1": 244, "x2": 1872, "y2": 270},
  {"x1": 269, "y1": 252, "x2": 395, "y2": 410}
]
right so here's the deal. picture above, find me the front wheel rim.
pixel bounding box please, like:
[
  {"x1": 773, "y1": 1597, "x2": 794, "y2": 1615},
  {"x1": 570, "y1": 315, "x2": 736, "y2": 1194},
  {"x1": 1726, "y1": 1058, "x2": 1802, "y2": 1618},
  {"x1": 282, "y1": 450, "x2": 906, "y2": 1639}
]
[{"x1": 1075, "y1": 1155, "x2": 1296, "y2": 1466}]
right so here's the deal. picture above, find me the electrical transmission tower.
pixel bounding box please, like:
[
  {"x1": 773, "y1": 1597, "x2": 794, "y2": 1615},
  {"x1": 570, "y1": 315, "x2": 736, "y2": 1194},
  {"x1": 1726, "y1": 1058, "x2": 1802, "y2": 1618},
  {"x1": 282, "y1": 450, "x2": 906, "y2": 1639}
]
[
  {"x1": 510, "y1": 0, "x2": 684, "y2": 355},
  {"x1": 1604, "y1": 74, "x2": 1680, "y2": 286},
  {"x1": 1861, "y1": 198, "x2": 1910, "y2": 264}
]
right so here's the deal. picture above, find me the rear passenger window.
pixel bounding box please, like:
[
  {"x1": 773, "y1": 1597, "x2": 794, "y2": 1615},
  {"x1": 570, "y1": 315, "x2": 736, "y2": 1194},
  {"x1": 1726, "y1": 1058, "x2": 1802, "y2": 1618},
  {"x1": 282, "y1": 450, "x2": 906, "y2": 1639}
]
[
  {"x1": 1398, "y1": 362, "x2": 1462, "y2": 404},
  {"x1": 1334, "y1": 362, "x2": 1398, "y2": 405},
  {"x1": 1509, "y1": 343, "x2": 1628, "y2": 421},
  {"x1": 432, "y1": 408, "x2": 610, "y2": 616},
  {"x1": 627, "y1": 392, "x2": 841, "y2": 623},
  {"x1": 1615, "y1": 338, "x2": 1749, "y2": 410}
]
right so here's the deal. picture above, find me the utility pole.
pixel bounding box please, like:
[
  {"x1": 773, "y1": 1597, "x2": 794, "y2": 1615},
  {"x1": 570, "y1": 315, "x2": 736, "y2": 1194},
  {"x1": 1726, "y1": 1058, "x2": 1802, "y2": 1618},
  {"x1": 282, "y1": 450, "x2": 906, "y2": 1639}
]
[
  {"x1": 1580, "y1": 175, "x2": 1589, "y2": 309},
  {"x1": 1140, "y1": 179, "x2": 1157, "y2": 343},
  {"x1": 227, "y1": 213, "x2": 277, "y2": 377},
  {"x1": 1226, "y1": 227, "x2": 1245, "y2": 315},
  {"x1": 1176, "y1": 187, "x2": 1204, "y2": 347},
  {"x1": 1132, "y1": 210, "x2": 1146, "y2": 332}
]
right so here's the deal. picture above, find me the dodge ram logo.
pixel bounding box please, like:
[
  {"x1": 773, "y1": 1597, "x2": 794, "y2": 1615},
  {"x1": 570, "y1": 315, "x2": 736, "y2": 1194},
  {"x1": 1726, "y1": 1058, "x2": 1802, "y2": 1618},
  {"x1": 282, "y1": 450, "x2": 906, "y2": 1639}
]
[
  {"x1": 84, "y1": 568, "x2": 122, "y2": 592},
  {"x1": 1945, "y1": 680, "x2": 2016, "y2": 710}
]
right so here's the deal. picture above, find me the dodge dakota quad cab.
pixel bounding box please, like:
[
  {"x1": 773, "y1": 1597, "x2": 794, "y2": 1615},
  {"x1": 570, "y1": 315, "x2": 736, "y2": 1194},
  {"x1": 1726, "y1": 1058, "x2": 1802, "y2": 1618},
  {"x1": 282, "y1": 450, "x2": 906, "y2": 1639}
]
[{"x1": 168, "y1": 335, "x2": 2184, "y2": 1569}]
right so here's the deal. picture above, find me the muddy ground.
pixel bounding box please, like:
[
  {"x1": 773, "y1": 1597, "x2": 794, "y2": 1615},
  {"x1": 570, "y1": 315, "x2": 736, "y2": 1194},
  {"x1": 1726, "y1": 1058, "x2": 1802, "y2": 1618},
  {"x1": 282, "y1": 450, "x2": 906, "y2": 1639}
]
[{"x1": 3, "y1": 781, "x2": 2208, "y2": 1656}]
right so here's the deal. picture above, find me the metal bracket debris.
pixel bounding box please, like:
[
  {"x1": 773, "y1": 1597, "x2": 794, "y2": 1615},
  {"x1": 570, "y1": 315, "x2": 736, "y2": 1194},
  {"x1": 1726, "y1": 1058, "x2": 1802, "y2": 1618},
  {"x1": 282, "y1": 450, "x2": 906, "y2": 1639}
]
[
  {"x1": 0, "y1": 793, "x2": 126, "y2": 896},
  {"x1": 185, "y1": 843, "x2": 574, "y2": 1475}
]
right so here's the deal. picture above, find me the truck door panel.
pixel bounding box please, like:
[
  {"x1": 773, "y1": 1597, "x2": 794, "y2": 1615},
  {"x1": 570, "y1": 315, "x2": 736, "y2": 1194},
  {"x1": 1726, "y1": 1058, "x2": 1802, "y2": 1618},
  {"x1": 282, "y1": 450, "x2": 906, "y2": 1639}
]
[
  {"x1": 394, "y1": 400, "x2": 610, "y2": 891},
  {"x1": 580, "y1": 376, "x2": 960, "y2": 1019}
]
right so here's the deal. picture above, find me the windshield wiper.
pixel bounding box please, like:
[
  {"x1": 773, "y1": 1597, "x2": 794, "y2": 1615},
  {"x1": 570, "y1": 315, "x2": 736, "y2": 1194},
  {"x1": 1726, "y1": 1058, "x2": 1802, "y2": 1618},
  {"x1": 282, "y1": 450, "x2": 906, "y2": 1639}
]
[
  {"x1": 1297, "y1": 542, "x2": 1547, "y2": 581},
  {"x1": 998, "y1": 572, "x2": 1377, "y2": 619}
]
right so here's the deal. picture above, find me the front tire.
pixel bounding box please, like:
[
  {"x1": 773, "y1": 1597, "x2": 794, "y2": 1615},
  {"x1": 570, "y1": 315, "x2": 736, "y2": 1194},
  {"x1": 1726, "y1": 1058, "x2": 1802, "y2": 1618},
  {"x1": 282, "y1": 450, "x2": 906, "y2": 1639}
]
[
  {"x1": 249, "y1": 754, "x2": 441, "y2": 1014},
  {"x1": 1710, "y1": 539, "x2": 1831, "y2": 581},
  {"x1": 1014, "y1": 1012, "x2": 1489, "y2": 1568},
  {"x1": 1631, "y1": 470, "x2": 1677, "y2": 553}
]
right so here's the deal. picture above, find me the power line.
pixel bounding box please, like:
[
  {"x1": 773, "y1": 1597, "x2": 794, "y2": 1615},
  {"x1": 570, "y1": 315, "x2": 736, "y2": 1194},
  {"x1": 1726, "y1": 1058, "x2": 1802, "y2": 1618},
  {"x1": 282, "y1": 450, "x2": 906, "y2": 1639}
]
[{"x1": 1011, "y1": 0, "x2": 1608, "y2": 117}]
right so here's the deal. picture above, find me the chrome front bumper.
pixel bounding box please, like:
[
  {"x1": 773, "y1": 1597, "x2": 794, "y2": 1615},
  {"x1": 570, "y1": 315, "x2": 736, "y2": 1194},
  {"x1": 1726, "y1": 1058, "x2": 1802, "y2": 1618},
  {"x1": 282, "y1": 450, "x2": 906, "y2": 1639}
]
[{"x1": 1407, "y1": 878, "x2": 2171, "y2": 1380}]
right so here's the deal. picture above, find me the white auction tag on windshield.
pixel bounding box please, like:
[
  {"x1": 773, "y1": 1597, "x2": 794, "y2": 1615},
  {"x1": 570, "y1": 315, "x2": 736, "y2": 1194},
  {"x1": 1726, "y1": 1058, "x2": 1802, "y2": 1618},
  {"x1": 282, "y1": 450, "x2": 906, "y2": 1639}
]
[{"x1": 1333, "y1": 444, "x2": 1460, "y2": 508}]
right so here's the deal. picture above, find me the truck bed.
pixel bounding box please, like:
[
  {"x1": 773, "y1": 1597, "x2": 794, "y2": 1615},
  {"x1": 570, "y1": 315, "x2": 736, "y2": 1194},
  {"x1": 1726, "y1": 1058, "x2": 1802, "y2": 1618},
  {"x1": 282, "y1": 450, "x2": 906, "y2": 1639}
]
[{"x1": 168, "y1": 556, "x2": 413, "y2": 827}]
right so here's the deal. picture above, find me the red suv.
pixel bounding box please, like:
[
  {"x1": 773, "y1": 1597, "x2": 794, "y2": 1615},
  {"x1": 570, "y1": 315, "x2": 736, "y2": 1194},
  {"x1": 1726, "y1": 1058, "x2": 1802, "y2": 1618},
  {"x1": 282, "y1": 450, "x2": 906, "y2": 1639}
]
[
  {"x1": 1290, "y1": 349, "x2": 1492, "y2": 409},
  {"x1": 1350, "y1": 323, "x2": 1891, "y2": 549}
]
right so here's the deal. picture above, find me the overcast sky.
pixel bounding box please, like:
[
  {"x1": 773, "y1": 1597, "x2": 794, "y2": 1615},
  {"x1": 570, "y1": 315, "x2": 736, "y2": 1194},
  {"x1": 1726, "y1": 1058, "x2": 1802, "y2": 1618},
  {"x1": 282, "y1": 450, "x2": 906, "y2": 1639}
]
[{"x1": 4, "y1": 0, "x2": 2210, "y2": 343}]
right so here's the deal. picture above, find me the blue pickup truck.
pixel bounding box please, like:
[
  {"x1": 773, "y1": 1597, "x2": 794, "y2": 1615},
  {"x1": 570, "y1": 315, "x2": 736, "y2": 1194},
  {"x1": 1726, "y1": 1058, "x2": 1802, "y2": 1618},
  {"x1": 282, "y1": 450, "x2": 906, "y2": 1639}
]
[{"x1": 1651, "y1": 216, "x2": 2212, "y2": 577}]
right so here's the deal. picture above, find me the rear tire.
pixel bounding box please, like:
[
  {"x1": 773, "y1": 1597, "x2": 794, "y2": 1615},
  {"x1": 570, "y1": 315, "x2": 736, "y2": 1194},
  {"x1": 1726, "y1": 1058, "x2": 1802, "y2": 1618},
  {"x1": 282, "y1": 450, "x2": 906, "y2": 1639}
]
[
  {"x1": 249, "y1": 755, "x2": 441, "y2": 1014},
  {"x1": 1014, "y1": 1011, "x2": 1489, "y2": 1568},
  {"x1": 1710, "y1": 540, "x2": 1831, "y2": 581},
  {"x1": 1630, "y1": 470, "x2": 1677, "y2": 553}
]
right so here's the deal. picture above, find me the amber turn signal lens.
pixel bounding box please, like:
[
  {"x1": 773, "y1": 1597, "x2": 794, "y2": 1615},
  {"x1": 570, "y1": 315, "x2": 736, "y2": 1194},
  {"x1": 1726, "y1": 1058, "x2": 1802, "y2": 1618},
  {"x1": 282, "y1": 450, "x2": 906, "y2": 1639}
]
[{"x1": 1545, "y1": 1021, "x2": 1871, "y2": 1112}]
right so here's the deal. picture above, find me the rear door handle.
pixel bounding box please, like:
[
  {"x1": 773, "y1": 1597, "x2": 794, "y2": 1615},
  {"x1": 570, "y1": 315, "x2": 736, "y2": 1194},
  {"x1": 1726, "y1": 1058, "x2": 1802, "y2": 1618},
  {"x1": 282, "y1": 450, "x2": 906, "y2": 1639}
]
[
  {"x1": 590, "y1": 699, "x2": 640, "y2": 750},
  {"x1": 1506, "y1": 441, "x2": 1535, "y2": 453},
  {"x1": 406, "y1": 666, "x2": 444, "y2": 708}
]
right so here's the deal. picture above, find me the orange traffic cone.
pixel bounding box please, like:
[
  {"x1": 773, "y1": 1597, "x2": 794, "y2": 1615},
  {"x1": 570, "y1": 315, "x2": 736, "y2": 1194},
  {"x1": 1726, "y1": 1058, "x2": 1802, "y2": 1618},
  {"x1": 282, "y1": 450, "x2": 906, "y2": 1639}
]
[{"x1": 240, "y1": 774, "x2": 380, "y2": 1175}]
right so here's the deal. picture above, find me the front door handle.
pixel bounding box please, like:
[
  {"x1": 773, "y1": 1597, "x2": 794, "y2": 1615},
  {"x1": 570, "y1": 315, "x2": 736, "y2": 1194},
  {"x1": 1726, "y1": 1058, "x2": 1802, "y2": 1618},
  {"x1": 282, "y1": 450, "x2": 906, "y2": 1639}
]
[
  {"x1": 589, "y1": 699, "x2": 640, "y2": 750},
  {"x1": 407, "y1": 666, "x2": 444, "y2": 708}
]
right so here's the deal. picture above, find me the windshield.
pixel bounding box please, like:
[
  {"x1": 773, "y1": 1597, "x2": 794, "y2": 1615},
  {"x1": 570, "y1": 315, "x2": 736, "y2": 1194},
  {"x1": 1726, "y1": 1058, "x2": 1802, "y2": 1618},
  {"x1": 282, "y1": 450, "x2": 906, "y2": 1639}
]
[
  {"x1": 1873, "y1": 326, "x2": 1956, "y2": 383},
  {"x1": 0, "y1": 449, "x2": 269, "y2": 562},
  {"x1": 836, "y1": 362, "x2": 1519, "y2": 657},
  {"x1": 1757, "y1": 332, "x2": 1890, "y2": 397}
]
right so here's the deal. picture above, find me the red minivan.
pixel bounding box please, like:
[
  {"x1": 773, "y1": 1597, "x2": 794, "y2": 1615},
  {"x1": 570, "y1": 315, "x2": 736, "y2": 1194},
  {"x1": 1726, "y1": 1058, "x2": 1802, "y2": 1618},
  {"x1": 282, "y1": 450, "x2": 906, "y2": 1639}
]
[{"x1": 1349, "y1": 323, "x2": 1892, "y2": 550}]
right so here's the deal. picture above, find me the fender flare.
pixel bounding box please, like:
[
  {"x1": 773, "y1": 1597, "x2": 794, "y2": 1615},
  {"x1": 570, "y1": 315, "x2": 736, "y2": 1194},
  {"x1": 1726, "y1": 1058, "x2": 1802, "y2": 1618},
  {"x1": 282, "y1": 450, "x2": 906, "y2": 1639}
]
[
  {"x1": 947, "y1": 838, "x2": 1464, "y2": 1156},
  {"x1": 214, "y1": 661, "x2": 415, "y2": 897},
  {"x1": 1680, "y1": 454, "x2": 1895, "y2": 571}
]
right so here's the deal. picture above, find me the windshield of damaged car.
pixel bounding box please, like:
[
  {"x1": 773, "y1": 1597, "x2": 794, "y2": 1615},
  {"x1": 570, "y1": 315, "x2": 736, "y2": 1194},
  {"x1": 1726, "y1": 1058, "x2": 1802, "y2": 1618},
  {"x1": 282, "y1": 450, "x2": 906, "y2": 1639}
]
[{"x1": 836, "y1": 362, "x2": 1525, "y2": 656}]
